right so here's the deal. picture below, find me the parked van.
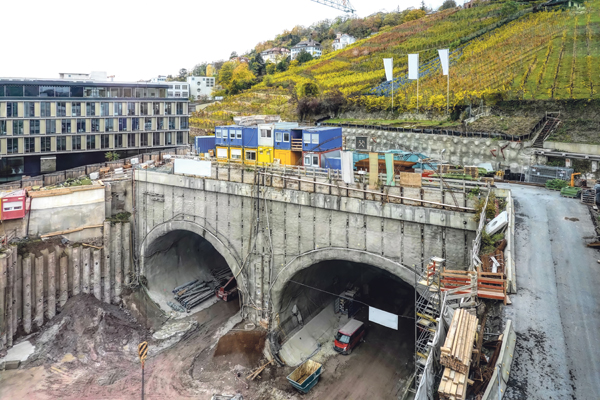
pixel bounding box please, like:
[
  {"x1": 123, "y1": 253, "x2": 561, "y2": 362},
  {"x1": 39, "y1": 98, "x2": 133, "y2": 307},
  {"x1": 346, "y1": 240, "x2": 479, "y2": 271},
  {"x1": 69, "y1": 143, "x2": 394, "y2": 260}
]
[{"x1": 334, "y1": 319, "x2": 366, "y2": 355}]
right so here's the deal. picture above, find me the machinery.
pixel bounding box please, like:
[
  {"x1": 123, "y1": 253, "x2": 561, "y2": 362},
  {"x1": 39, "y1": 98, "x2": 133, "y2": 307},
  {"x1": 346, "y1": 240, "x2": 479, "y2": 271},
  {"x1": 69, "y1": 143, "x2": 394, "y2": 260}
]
[{"x1": 570, "y1": 172, "x2": 581, "y2": 187}]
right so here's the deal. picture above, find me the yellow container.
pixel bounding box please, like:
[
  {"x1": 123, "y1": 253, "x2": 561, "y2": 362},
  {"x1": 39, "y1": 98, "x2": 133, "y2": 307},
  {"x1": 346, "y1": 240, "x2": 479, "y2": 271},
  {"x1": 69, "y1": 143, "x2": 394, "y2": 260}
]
[
  {"x1": 274, "y1": 149, "x2": 301, "y2": 166},
  {"x1": 216, "y1": 146, "x2": 229, "y2": 160},
  {"x1": 257, "y1": 146, "x2": 274, "y2": 165},
  {"x1": 229, "y1": 146, "x2": 243, "y2": 163},
  {"x1": 243, "y1": 148, "x2": 258, "y2": 163}
]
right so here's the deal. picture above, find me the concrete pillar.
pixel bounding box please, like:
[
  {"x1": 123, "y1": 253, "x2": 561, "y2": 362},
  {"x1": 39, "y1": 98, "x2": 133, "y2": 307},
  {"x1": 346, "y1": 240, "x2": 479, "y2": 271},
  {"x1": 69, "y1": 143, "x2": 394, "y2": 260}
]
[
  {"x1": 93, "y1": 250, "x2": 102, "y2": 301},
  {"x1": 47, "y1": 252, "x2": 56, "y2": 320},
  {"x1": 82, "y1": 247, "x2": 91, "y2": 294},
  {"x1": 103, "y1": 221, "x2": 111, "y2": 304},
  {"x1": 22, "y1": 255, "x2": 32, "y2": 334},
  {"x1": 113, "y1": 222, "x2": 122, "y2": 303},
  {"x1": 34, "y1": 255, "x2": 44, "y2": 329},
  {"x1": 105, "y1": 182, "x2": 112, "y2": 218},
  {"x1": 123, "y1": 222, "x2": 131, "y2": 285},
  {"x1": 72, "y1": 246, "x2": 81, "y2": 296},
  {"x1": 6, "y1": 252, "x2": 13, "y2": 347},
  {"x1": 59, "y1": 255, "x2": 68, "y2": 308},
  {"x1": 0, "y1": 254, "x2": 6, "y2": 347},
  {"x1": 11, "y1": 248, "x2": 18, "y2": 337},
  {"x1": 15, "y1": 255, "x2": 22, "y2": 336}
]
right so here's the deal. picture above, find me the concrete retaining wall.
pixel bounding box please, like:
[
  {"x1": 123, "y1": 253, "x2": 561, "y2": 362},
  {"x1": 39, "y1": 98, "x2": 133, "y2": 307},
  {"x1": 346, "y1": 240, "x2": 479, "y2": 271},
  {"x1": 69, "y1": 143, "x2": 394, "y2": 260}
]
[
  {"x1": 545, "y1": 141, "x2": 600, "y2": 155},
  {"x1": 0, "y1": 222, "x2": 131, "y2": 352},
  {"x1": 482, "y1": 320, "x2": 517, "y2": 400}
]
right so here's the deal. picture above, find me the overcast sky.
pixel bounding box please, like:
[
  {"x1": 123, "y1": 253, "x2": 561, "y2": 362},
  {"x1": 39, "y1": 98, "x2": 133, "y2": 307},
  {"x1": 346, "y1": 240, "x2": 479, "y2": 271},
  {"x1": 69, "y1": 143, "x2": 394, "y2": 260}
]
[{"x1": 2, "y1": 0, "x2": 449, "y2": 82}]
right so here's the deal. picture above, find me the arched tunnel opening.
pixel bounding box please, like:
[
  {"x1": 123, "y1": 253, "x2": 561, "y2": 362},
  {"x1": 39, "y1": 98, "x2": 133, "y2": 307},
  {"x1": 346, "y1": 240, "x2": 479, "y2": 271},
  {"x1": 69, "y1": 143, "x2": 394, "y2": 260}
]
[
  {"x1": 143, "y1": 229, "x2": 239, "y2": 314},
  {"x1": 275, "y1": 260, "x2": 415, "y2": 396}
]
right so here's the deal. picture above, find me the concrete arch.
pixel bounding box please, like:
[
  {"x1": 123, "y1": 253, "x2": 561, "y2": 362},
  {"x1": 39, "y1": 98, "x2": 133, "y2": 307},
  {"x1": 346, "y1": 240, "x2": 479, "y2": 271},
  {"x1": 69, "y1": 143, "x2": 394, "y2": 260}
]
[
  {"x1": 139, "y1": 219, "x2": 246, "y2": 297},
  {"x1": 269, "y1": 247, "x2": 417, "y2": 316}
]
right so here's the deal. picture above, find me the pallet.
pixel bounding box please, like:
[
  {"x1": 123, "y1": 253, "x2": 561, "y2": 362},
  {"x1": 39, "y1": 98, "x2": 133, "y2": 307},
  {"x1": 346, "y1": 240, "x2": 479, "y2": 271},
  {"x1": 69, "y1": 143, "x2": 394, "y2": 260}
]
[
  {"x1": 440, "y1": 308, "x2": 478, "y2": 375},
  {"x1": 581, "y1": 189, "x2": 595, "y2": 205}
]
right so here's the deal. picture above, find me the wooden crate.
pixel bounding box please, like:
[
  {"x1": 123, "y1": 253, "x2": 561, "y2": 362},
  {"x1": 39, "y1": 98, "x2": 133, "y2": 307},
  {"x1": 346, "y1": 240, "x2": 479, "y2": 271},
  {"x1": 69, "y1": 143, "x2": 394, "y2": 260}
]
[
  {"x1": 464, "y1": 166, "x2": 479, "y2": 179},
  {"x1": 400, "y1": 172, "x2": 422, "y2": 187}
]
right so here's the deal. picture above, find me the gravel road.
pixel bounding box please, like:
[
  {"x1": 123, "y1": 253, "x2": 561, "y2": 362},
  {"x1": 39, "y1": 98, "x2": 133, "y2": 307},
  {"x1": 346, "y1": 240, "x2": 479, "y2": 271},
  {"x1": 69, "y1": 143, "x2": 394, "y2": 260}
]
[{"x1": 501, "y1": 184, "x2": 600, "y2": 400}]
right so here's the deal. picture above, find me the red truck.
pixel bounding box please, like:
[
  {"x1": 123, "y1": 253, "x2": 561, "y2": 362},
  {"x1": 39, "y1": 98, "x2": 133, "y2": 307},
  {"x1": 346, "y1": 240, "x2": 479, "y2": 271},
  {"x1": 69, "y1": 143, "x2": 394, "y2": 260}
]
[{"x1": 334, "y1": 319, "x2": 366, "y2": 355}]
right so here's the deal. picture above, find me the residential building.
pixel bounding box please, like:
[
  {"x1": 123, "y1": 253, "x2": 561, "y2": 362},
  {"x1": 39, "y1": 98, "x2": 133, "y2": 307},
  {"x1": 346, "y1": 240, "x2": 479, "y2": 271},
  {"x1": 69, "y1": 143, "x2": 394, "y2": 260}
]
[
  {"x1": 291, "y1": 40, "x2": 322, "y2": 60},
  {"x1": 0, "y1": 77, "x2": 189, "y2": 182},
  {"x1": 59, "y1": 71, "x2": 108, "y2": 81},
  {"x1": 332, "y1": 33, "x2": 356, "y2": 51},
  {"x1": 260, "y1": 47, "x2": 291, "y2": 63},
  {"x1": 186, "y1": 76, "x2": 216, "y2": 101},
  {"x1": 166, "y1": 82, "x2": 189, "y2": 98},
  {"x1": 151, "y1": 75, "x2": 168, "y2": 83}
]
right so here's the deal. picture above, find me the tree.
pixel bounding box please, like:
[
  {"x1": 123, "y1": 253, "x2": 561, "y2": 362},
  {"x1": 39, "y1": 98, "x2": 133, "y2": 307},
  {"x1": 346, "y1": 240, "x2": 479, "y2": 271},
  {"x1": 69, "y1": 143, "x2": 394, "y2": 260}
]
[
  {"x1": 276, "y1": 57, "x2": 290, "y2": 73},
  {"x1": 192, "y1": 63, "x2": 207, "y2": 76},
  {"x1": 404, "y1": 9, "x2": 426, "y2": 22},
  {"x1": 439, "y1": 0, "x2": 456, "y2": 10},
  {"x1": 322, "y1": 89, "x2": 347, "y2": 117},
  {"x1": 105, "y1": 151, "x2": 119, "y2": 161},
  {"x1": 218, "y1": 61, "x2": 236, "y2": 87},
  {"x1": 420, "y1": 0, "x2": 427, "y2": 11},
  {"x1": 230, "y1": 51, "x2": 238, "y2": 59},
  {"x1": 175, "y1": 68, "x2": 188, "y2": 82},
  {"x1": 228, "y1": 63, "x2": 256, "y2": 94},
  {"x1": 266, "y1": 62, "x2": 277, "y2": 75},
  {"x1": 299, "y1": 82, "x2": 319, "y2": 98},
  {"x1": 296, "y1": 50, "x2": 313, "y2": 64}
]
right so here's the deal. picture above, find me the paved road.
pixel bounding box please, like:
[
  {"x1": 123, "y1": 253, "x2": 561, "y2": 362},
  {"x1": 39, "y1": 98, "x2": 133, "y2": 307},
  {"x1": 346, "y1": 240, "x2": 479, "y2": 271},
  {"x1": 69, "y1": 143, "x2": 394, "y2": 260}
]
[{"x1": 500, "y1": 184, "x2": 600, "y2": 400}]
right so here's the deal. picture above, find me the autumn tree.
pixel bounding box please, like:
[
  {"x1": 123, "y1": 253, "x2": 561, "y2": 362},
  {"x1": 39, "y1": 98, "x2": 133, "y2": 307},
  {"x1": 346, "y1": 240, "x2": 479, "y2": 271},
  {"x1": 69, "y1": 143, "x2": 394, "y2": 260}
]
[
  {"x1": 296, "y1": 50, "x2": 314, "y2": 64},
  {"x1": 439, "y1": 0, "x2": 456, "y2": 10},
  {"x1": 228, "y1": 63, "x2": 256, "y2": 95}
]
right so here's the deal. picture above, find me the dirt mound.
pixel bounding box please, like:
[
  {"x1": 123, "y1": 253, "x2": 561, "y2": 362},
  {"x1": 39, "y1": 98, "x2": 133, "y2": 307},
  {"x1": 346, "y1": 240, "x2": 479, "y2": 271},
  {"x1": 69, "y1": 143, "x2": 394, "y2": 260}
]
[
  {"x1": 27, "y1": 294, "x2": 148, "y2": 367},
  {"x1": 213, "y1": 330, "x2": 266, "y2": 367}
]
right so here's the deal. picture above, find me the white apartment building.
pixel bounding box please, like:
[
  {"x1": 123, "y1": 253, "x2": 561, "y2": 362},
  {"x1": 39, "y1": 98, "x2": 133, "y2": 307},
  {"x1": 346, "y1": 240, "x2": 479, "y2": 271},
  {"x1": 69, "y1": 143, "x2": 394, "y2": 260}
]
[
  {"x1": 186, "y1": 76, "x2": 216, "y2": 101},
  {"x1": 333, "y1": 33, "x2": 356, "y2": 51},
  {"x1": 260, "y1": 47, "x2": 291, "y2": 63},
  {"x1": 291, "y1": 40, "x2": 322, "y2": 60},
  {"x1": 166, "y1": 82, "x2": 189, "y2": 98}
]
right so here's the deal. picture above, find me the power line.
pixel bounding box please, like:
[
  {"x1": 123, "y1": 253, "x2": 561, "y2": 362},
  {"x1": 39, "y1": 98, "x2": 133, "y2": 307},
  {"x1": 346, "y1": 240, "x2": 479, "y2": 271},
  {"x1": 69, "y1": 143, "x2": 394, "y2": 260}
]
[{"x1": 288, "y1": 279, "x2": 415, "y2": 320}]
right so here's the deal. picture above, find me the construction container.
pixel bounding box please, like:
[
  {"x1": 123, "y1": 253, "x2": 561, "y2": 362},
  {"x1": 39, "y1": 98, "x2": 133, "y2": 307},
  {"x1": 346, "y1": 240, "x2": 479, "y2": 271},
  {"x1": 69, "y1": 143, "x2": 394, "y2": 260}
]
[
  {"x1": 287, "y1": 359, "x2": 323, "y2": 394},
  {"x1": 257, "y1": 146, "x2": 274, "y2": 164},
  {"x1": 215, "y1": 126, "x2": 230, "y2": 146},
  {"x1": 244, "y1": 148, "x2": 258, "y2": 163},
  {"x1": 229, "y1": 146, "x2": 243, "y2": 162},
  {"x1": 274, "y1": 127, "x2": 303, "y2": 150},
  {"x1": 1, "y1": 189, "x2": 29, "y2": 220},
  {"x1": 195, "y1": 136, "x2": 215, "y2": 155},
  {"x1": 274, "y1": 149, "x2": 302, "y2": 166},
  {"x1": 215, "y1": 146, "x2": 229, "y2": 160},
  {"x1": 242, "y1": 126, "x2": 259, "y2": 148},
  {"x1": 302, "y1": 127, "x2": 342, "y2": 152},
  {"x1": 525, "y1": 165, "x2": 573, "y2": 184},
  {"x1": 258, "y1": 122, "x2": 299, "y2": 147},
  {"x1": 303, "y1": 149, "x2": 342, "y2": 170}
]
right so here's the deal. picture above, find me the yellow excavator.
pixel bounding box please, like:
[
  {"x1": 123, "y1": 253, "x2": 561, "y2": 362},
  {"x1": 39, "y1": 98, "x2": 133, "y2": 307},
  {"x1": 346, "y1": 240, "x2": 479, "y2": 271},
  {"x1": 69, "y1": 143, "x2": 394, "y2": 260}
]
[{"x1": 570, "y1": 172, "x2": 581, "y2": 187}]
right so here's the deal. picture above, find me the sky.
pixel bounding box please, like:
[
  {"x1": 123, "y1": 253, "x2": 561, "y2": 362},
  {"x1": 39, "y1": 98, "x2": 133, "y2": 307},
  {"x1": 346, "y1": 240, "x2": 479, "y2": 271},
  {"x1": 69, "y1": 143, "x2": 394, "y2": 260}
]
[{"x1": 2, "y1": 0, "x2": 449, "y2": 82}]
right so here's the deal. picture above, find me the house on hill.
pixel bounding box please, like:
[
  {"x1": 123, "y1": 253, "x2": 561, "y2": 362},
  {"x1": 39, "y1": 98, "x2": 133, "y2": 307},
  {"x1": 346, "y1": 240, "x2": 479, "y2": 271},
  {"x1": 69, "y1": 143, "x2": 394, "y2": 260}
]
[
  {"x1": 333, "y1": 33, "x2": 356, "y2": 51},
  {"x1": 291, "y1": 40, "x2": 322, "y2": 60},
  {"x1": 260, "y1": 47, "x2": 291, "y2": 63},
  {"x1": 541, "y1": 0, "x2": 584, "y2": 9}
]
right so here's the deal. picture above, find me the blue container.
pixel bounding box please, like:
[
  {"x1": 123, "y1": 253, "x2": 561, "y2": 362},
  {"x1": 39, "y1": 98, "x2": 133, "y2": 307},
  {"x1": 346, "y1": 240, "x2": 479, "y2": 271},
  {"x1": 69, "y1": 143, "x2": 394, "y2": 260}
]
[
  {"x1": 215, "y1": 126, "x2": 229, "y2": 146},
  {"x1": 195, "y1": 136, "x2": 215, "y2": 154},
  {"x1": 287, "y1": 361, "x2": 323, "y2": 394},
  {"x1": 302, "y1": 127, "x2": 342, "y2": 152},
  {"x1": 274, "y1": 128, "x2": 303, "y2": 150},
  {"x1": 242, "y1": 126, "x2": 259, "y2": 148}
]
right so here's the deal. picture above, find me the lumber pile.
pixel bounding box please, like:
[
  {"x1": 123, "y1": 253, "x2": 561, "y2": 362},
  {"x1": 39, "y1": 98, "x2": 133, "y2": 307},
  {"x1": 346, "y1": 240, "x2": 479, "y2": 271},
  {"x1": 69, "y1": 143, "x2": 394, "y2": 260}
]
[
  {"x1": 439, "y1": 367, "x2": 468, "y2": 400},
  {"x1": 441, "y1": 309, "x2": 478, "y2": 374}
]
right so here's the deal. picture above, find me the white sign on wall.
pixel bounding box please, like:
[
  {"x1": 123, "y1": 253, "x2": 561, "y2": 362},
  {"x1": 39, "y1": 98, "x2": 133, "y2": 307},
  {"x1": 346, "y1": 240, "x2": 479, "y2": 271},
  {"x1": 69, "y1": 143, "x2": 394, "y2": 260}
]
[
  {"x1": 174, "y1": 159, "x2": 211, "y2": 177},
  {"x1": 369, "y1": 306, "x2": 398, "y2": 330}
]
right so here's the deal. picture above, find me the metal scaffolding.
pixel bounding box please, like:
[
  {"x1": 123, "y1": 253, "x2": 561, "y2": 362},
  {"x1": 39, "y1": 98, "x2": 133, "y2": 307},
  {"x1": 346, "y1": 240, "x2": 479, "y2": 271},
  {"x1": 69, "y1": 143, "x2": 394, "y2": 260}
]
[{"x1": 309, "y1": 0, "x2": 355, "y2": 13}]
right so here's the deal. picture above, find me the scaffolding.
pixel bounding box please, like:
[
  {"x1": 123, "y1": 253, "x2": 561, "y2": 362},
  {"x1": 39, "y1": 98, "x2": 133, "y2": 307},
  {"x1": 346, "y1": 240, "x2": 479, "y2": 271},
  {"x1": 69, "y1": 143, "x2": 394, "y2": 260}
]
[{"x1": 414, "y1": 257, "x2": 444, "y2": 392}]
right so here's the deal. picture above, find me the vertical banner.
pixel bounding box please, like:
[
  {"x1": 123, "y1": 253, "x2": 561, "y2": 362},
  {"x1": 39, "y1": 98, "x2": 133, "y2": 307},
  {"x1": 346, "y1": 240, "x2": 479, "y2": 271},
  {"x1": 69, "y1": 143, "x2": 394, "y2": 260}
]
[
  {"x1": 408, "y1": 54, "x2": 419, "y2": 80},
  {"x1": 341, "y1": 151, "x2": 355, "y2": 184},
  {"x1": 383, "y1": 58, "x2": 394, "y2": 81},
  {"x1": 438, "y1": 49, "x2": 449, "y2": 75},
  {"x1": 385, "y1": 153, "x2": 395, "y2": 186},
  {"x1": 369, "y1": 152, "x2": 379, "y2": 188}
]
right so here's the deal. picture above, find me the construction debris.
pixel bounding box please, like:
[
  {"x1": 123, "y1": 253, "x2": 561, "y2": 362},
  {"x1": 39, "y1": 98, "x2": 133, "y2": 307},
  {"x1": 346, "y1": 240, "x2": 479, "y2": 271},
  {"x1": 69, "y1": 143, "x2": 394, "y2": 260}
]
[
  {"x1": 172, "y1": 279, "x2": 215, "y2": 312},
  {"x1": 441, "y1": 309, "x2": 478, "y2": 374}
]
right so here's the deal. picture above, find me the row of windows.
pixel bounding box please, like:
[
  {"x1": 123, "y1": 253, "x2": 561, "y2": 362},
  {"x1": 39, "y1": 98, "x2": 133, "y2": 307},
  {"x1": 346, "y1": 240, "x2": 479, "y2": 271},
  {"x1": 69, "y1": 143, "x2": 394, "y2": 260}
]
[
  {"x1": 0, "y1": 117, "x2": 189, "y2": 135},
  {"x1": 215, "y1": 129, "x2": 291, "y2": 142},
  {"x1": 5, "y1": 132, "x2": 186, "y2": 154},
  {"x1": 3, "y1": 101, "x2": 187, "y2": 117},
  {"x1": 0, "y1": 85, "x2": 168, "y2": 99}
]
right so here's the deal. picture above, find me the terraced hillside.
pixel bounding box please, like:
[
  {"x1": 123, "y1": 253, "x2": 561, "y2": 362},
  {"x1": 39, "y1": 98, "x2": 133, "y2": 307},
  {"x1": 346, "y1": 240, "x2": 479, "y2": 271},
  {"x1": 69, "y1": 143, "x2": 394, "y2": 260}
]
[{"x1": 195, "y1": 1, "x2": 600, "y2": 128}]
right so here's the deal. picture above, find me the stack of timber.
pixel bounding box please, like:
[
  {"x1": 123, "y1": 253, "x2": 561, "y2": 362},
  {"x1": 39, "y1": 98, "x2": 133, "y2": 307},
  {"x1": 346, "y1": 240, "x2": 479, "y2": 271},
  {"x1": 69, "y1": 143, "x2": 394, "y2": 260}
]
[{"x1": 439, "y1": 368, "x2": 469, "y2": 400}]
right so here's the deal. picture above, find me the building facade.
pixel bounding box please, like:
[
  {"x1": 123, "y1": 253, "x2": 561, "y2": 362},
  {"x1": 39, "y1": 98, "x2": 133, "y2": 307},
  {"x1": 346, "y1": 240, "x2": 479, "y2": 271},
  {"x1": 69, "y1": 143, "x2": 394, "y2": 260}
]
[
  {"x1": 260, "y1": 47, "x2": 291, "y2": 63},
  {"x1": 332, "y1": 33, "x2": 356, "y2": 51},
  {"x1": 291, "y1": 40, "x2": 322, "y2": 60},
  {"x1": 186, "y1": 76, "x2": 216, "y2": 100},
  {"x1": 0, "y1": 78, "x2": 189, "y2": 181}
]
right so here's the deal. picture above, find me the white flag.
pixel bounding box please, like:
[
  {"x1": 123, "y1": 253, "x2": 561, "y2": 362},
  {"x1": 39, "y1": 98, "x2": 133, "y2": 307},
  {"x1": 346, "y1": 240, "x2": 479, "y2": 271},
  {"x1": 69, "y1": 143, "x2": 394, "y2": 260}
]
[
  {"x1": 383, "y1": 58, "x2": 393, "y2": 82},
  {"x1": 438, "y1": 49, "x2": 449, "y2": 76},
  {"x1": 408, "y1": 54, "x2": 419, "y2": 80}
]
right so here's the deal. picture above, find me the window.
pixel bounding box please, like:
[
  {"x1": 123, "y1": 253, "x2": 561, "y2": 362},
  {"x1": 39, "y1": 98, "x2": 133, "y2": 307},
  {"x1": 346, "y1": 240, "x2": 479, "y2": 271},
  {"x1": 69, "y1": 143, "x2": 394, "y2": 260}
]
[
  {"x1": 313, "y1": 155, "x2": 319, "y2": 165},
  {"x1": 157, "y1": 118, "x2": 164, "y2": 130},
  {"x1": 6, "y1": 85, "x2": 24, "y2": 97},
  {"x1": 119, "y1": 118, "x2": 127, "y2": 132},
  {"x1": 0, "y1": 121, "x2": 6, "y2": 135},
  {"x1": 91, "y1": 119, "x2": 100, "y2": 132},
  {"x1": 56, "y1": 136, "x2": 66, "y2": 151},
  {"x1": 229, "y1": 129, "x2": 235, "y2": 139},
  {"x1": 57, "y1": 102, "x2": 66, "y2": 117},
  {"x1": 260, "y1": 129, "x2": 271, "y2": 138},
  {"x1": 105, "y1": 118, "x2": 114, "y2": 132},
  {"x1": 24, "y1": 85, "x2": 39, "y2": 97},
  {"x1": 13, "y1": 121, "x2": 23, "y2": 135},
  {"x1": 180, "y1": 117, "x2": 188, "y2": 129},
  {"x1": 176, "y1": 103, "x2": 184, "y2": 115},
  {"x1": 46, "y1": 120, "x2": 56, "y2": 134},
  {"x1": 72, "y1": 102, "x2": 81, "y2": 117},
  {"x1": 168, "y1": 117, "x2": 175, "y2": 130},
  {"x1": 275, "y1": 131, "x2": 282, "y2": 142},
  {"x1": 24, "y1": 138, "x2": 35, "y2": 153},
  {"x1": 165, "y1": 132, "x2": 172, "y2": 145},
  {"x1": 132, "y1": 118, "x2": 139, "y2": 131},
  {"x1": 167, "y1": 91, "x2": 173, "y2": 97},
  {"x1": 231, "y1": 149, "x2": 242, "y2": 160},
  {"x1": 86, "y1": 135, "x2": 96, "y2": 150},
  {"x1": 140, "y1": 132, "x2": 148, "y2": 146},
  {"x1": 100, "y1": 102, "x2": 109, "y2": 116},
  {"x1": 76, "y1": 119, "x2": 85, "y2": 133},
  {"x1": 215, "y1": 129, "x2": 221, "y2": 139},
  {"x1": 30, "y1": 120, "x2": 40, "y2": 134},
  {"x1": 41, "y1": 137, "x2": 51, "y2": 152},
  {"x1": 87, "y1": 102, "x2": 96, "y2": 116},
  {"x1": 7, "y1": 102, "x2": 18, "y2": 117},
  {"x1": 245, "y1": 150, "x2": 256, "y2": 161},
  {"x1": 128, "y1": 133, "x2": 136, "y2": 147},
  {"x1": 128, "y1": 102, "x2": 136, "y2": 116},
  {"x1": 182, "y1": 92, "x2": 188, "y2": 98},
  {"x1": 164, "y1": 103, "x2": 172, "y2": 115},
  {"x1": 236, "y1": 130, "x2": 242, "y2": 139},
  {"x1": 145, "y1": 118, "x2": 152, "y2": 130},
  {"x1": 177, "y1": 131, "x2": 184, "y2": 145},
  {"x1": 62, "y1": 119, "x2": 71, "y2": 134},
  {"x1": 72, "y1": 135, "x2": 81, "y2": 150},
  {"x1": 141, "y1": 103, "x2": 149, "y2": 115},
  {"x1": 101, "y1": 134, "x2": 110, "y2": 149},
  {"x1": 3, "y1": 201, "x2": 22, "y2": 211},
  {"x1": 153, "y1": 102, "x2": 160, "y2": 115},
  {"x1": 311, "y1": 133, "x2": 319, "y2": 144},
  {"x1": 7, "y1": 138, "x2": 18, "y2": 154},
  {"x1": 174, "y1": 85, "x2": 180, "y2": 90},
  {"x1": 115, "y1": 134, "x2": 123, "y2": 148},
  {"x1": 153, "y1": 132, "x2": 160, "y2": 145},
  {"x1": 114, "y1": 103, "x2": 122, "y2": 116},
  {"x1": 283, "y1": 132, "x2": 290, "y2": 142},
  {"x1": 25, "y1": 102, "x2": 35, "y2": 117},
  {"x1": 41, "y1": 103, "x2": 51, "y2": 117}
]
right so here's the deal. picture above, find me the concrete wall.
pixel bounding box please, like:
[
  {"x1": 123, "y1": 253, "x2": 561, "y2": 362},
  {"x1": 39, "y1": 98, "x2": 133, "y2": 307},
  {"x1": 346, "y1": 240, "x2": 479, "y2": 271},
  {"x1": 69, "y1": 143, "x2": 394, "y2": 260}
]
[
  {"x1": 342, "y1": 127, "x2": 537, "y2": 172},
  {"x1": 135, "y1": 170, "x2": 477, "y2": 323},
  {"x1": 544, "y1": 141, "x2": 600, "y2": 155},
  {"x1": 0, "y1": 222, "x2": 131, "y2": 351}
]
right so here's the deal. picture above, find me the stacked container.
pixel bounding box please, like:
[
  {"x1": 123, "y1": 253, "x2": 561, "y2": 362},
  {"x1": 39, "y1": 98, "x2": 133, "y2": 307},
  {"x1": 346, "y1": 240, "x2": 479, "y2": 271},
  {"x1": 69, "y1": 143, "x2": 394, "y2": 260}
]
[
  {"x1": 301, "y1": 127, "x2": 343, "y2": 170},
  {"x1": 258, "y1": 122, "x2": 299, "y2": 165}
]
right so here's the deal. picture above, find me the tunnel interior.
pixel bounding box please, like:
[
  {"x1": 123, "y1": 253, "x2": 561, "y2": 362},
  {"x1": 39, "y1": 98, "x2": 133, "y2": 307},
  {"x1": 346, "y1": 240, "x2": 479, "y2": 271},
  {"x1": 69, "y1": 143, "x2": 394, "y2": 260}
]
[{"x1": 143, "y1": 229, "x2": 232, "y2": 312}]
